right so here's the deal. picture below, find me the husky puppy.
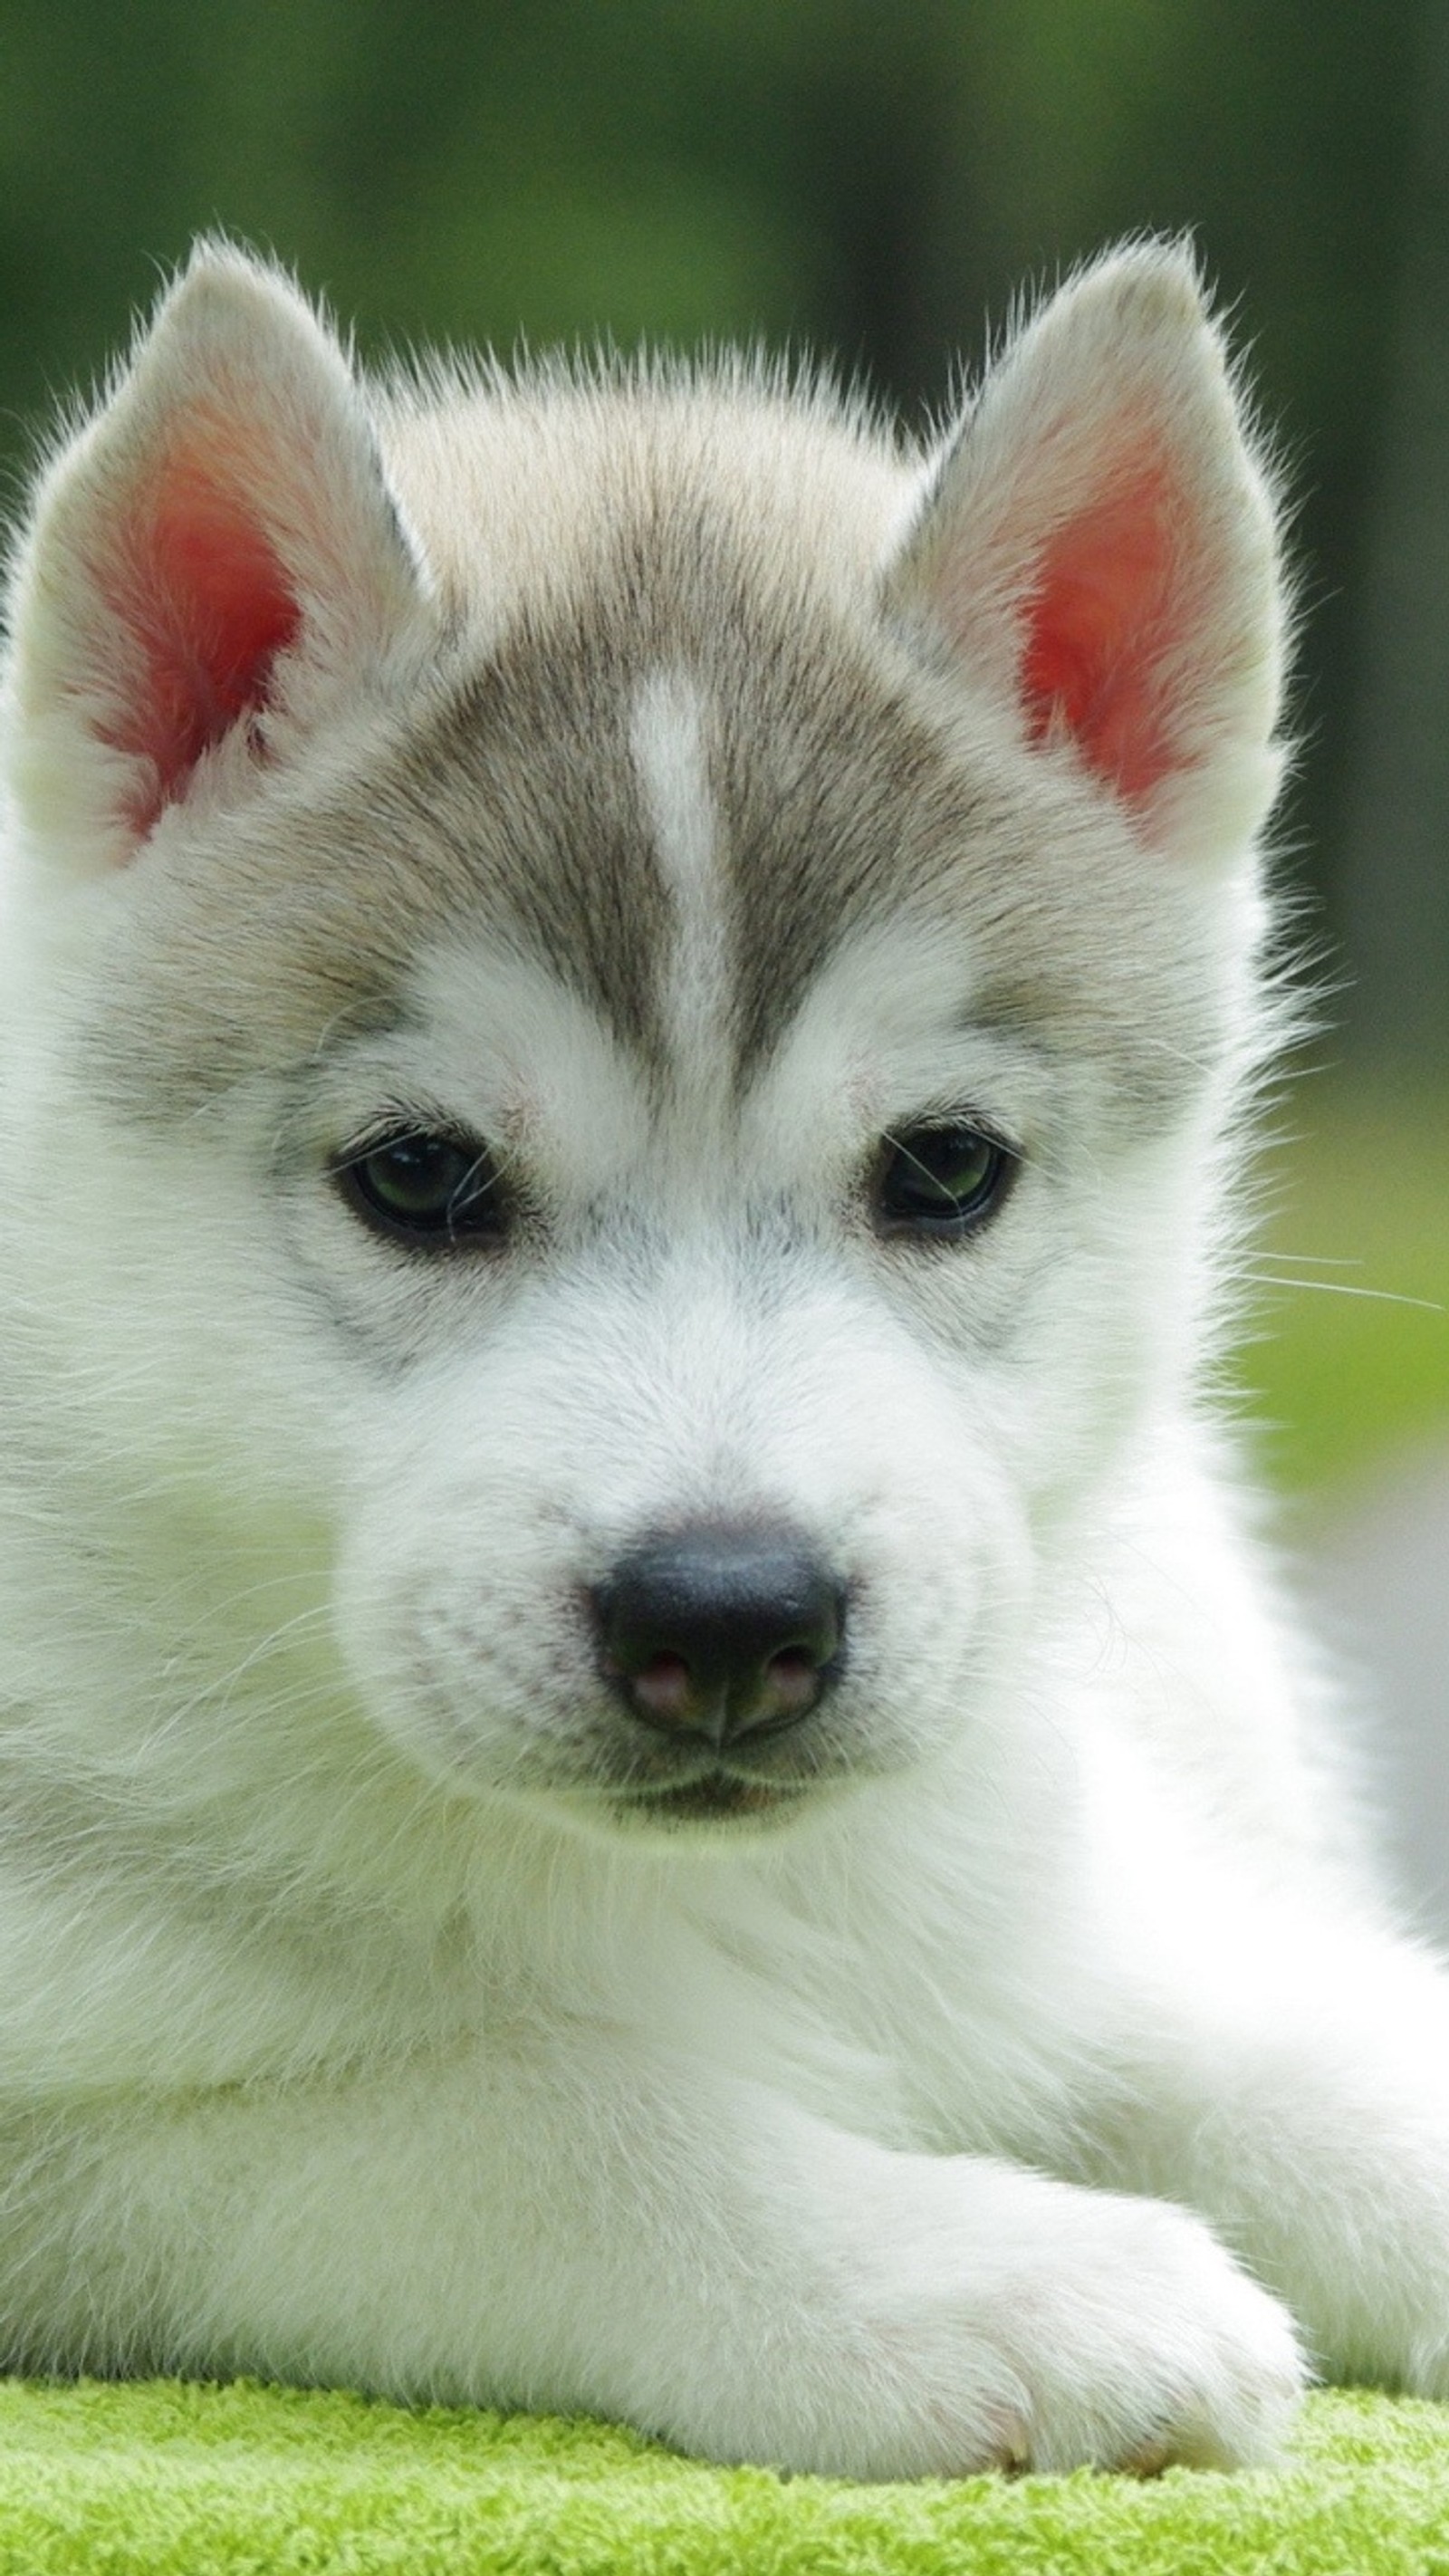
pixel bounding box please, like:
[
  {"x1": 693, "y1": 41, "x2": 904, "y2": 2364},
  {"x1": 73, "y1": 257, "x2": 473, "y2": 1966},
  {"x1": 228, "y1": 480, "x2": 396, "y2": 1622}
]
[{"x1": 0, "y1": 238, "x2": 1443, "y2": 2480}]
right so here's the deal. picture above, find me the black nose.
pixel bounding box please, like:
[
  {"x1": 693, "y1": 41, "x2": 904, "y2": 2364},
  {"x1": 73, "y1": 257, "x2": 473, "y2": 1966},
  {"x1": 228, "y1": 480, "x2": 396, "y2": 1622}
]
[{"x1": 596, "y1": 1525, "x2": 845, "y2": 1746}]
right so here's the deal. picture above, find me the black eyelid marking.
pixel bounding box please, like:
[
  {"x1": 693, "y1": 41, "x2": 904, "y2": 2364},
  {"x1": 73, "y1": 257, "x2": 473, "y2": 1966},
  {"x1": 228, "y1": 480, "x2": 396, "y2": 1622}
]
[{"x1": 329, "y1": 1105, "x2": 471, "y2": 1167}]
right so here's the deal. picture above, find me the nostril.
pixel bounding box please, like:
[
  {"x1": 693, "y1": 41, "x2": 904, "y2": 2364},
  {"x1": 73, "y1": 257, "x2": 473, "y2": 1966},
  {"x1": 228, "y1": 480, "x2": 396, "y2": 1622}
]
[
  {"x1": 594, "y1": 1523, "x2": 845, "y2": 1743},
  {"x1": 763, "y1": 1648, "x2": 823, "y2": 1720},
  {"x1": 627, "y1": 1651, "x2": 695, "y2": 1728}
]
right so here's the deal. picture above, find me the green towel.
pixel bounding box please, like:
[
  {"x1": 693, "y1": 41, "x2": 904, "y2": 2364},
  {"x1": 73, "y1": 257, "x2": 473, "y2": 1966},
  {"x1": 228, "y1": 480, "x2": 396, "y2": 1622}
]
[{"x1": 0, "y1": 2381, "x2": 1442, "y2": 2574}]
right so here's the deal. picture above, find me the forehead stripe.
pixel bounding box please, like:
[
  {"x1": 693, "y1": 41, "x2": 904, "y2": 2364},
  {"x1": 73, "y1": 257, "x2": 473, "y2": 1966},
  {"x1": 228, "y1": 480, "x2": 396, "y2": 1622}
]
[{"x1": 629, "y1": 668, "x2": 729, "y2": 1069}]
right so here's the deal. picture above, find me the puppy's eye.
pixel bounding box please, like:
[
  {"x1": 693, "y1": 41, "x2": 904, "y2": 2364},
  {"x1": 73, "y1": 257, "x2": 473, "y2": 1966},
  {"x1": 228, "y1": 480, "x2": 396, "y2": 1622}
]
[
  {"x1": 333, "y1": 1129, "x2": 507, "y2": 1248},
  {"x1": 874, "y1": 1122, "x2": 1016, "y2": 1238}
]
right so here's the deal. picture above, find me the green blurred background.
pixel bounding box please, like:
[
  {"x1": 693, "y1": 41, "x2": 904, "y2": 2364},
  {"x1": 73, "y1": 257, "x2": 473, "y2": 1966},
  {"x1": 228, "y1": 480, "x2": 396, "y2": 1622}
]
[{"x1": 1, "y1": 0, "x2": 1444, "y2": 1506}]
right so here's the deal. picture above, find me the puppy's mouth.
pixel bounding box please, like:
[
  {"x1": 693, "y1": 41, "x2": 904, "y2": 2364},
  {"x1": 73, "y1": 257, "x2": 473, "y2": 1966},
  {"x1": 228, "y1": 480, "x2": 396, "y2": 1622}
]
[{"x1": 609, "y1": 1771, "x2": 814, "y2": 1828}]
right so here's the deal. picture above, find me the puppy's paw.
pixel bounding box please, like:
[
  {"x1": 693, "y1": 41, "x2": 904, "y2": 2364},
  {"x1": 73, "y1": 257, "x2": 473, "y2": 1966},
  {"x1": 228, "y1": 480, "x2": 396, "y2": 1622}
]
[
  {"x1": 975, "y1": 2189, "x2": 1305, "y2": 2474},
  {"x1": 823, "y1": 2166, "x2": 1305, "y2": 2479}
]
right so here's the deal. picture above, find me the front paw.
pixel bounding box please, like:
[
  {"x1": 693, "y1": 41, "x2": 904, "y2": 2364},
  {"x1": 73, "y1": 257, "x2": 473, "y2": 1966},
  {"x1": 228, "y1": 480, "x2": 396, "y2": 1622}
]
[
  {"x1": 806, "y1": 2165, "x2": 1305, "y2": 2479},
  {"x1": 973, "y1": 2187, "x2": 1304, "y2": 2474}
]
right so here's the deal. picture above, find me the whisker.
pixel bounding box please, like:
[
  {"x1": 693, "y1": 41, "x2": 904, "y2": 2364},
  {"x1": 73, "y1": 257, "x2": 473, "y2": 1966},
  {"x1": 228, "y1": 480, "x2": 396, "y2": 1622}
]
[
  {"x1": 1253, "y1": 1253, "x2": 1369, "y2": 1270},
  {"x1": 1244, "y1": 1273, "x2": 1444, "y2": 1313}
]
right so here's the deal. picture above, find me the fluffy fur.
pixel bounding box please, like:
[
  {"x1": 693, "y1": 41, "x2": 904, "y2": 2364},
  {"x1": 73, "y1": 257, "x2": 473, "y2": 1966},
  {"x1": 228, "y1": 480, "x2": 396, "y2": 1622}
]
[{"x1": 0, "y1": 239, "x2": 1442, "y2": 2479}]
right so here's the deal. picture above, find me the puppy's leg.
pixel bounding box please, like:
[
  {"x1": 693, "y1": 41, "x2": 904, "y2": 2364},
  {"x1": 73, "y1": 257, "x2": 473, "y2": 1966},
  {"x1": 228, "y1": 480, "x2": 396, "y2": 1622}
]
[
  {"x1": 17, "y1": 2037, "x2": 1300, "y2": 2480},
  {"x1": 1083, "y1": 1909, "x2": 1449, "y2": 2393}
]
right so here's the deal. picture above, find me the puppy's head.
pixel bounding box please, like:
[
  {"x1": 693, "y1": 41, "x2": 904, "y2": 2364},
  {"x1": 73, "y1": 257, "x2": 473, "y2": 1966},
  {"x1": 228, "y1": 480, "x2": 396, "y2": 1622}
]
[{"x1": 0, "y1": 244, "x2": 1286, "y2": 1843}]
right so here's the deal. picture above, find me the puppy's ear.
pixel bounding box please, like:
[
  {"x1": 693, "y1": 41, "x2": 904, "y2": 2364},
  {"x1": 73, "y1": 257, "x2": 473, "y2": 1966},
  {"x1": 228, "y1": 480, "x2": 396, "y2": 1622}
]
[
  {"x1": 5, "y1": 245, "x2": 427, "y2": 869},
  {"x1": 886, "y1": 244, "x2": 1287, "y2": 868}
]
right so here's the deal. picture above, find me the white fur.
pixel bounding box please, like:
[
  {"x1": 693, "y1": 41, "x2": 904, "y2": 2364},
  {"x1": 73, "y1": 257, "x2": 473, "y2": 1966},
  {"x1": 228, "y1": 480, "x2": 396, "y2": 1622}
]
[
  {"x1": 629, "y1": 668, "x2": 729, "y2": 1067},
  {"x1": 0, "y1": 240, "x2": 1440, "y2": 2481}
]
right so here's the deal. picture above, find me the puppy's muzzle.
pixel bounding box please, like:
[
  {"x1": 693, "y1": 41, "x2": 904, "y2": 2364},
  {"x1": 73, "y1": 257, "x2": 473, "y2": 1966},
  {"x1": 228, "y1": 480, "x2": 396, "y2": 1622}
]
[{"x1": 595, "y1": 1524, "x2": 845, "y2": 1750}]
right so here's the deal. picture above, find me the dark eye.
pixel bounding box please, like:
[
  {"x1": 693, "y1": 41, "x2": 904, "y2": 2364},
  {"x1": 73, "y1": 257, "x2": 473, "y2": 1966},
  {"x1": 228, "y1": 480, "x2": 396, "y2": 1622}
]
[
  {"x1": 333, "y1": 1128, "x2": 507, "y2": 1248},
  {"x1": 874, "y1": 1121, "x2": 1016, "y2": 1238}
]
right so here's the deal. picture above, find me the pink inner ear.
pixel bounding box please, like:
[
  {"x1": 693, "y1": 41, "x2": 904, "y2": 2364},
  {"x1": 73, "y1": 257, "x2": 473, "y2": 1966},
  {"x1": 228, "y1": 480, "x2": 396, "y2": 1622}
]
[
  {"x1": 1020, "y1": 454, "x2": 1186, "y2": 805},
  {"x1": 104, "y1": 442, "x2": 301, "y2": 840}
]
